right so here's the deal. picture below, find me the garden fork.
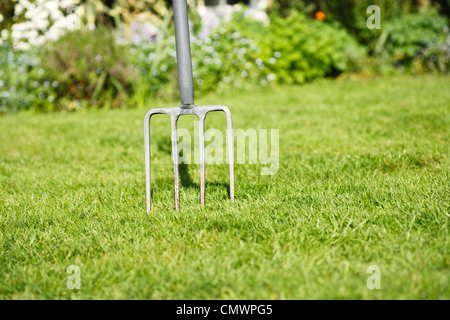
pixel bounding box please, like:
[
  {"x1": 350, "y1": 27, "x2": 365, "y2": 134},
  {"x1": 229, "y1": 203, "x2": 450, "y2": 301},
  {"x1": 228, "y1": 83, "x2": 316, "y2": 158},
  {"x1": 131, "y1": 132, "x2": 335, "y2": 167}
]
[{"x1": 144, "y1": 0, "x2": 235, "y2": 212}]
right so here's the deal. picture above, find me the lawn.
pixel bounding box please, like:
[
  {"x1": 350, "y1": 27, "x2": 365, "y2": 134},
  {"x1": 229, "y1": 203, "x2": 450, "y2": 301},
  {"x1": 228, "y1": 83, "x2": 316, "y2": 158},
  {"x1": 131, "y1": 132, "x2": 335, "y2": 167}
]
[{"x1": 0, "y1": 75, "x2": 448, "y2": 299}]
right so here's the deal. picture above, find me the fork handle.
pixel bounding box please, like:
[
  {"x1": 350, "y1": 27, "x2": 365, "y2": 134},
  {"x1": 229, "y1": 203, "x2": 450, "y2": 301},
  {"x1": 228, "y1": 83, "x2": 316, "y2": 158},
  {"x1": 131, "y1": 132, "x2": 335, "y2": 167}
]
[{"x1": 173, "y1": 0, "x2": 195, "y2": 107}]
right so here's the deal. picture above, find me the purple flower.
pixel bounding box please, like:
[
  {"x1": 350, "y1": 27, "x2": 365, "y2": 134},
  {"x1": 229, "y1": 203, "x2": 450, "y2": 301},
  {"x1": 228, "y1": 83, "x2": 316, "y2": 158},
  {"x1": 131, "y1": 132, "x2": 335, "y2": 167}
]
[
  {"x1": 199, "y1": 18, "x2": 219, "y2": 41},
  {"x1": 131, "y1": 20, "x2": 141, "y2": 45},
  {"x1": 142, "y1": 22, "x2": 158, "y2": 42}
]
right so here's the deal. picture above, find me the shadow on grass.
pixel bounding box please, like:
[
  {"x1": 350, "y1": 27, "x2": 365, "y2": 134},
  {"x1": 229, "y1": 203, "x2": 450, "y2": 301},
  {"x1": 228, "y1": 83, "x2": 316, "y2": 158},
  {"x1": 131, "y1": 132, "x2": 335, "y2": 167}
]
[{"x1": 156, "y1": 137, "x2": 230, "y2": 199}]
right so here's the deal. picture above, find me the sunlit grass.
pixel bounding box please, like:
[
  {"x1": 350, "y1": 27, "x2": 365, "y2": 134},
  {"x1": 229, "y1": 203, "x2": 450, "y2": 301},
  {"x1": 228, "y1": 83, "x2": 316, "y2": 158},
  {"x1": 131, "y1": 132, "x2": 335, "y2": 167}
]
[{"x1": 0, "y1": 75, "x2": 449, "y2": 299}]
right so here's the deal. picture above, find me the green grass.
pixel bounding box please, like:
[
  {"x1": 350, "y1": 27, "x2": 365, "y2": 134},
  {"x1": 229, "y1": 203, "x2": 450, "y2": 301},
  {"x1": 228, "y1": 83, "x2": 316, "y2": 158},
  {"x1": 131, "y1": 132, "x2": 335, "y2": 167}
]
[{"x1": 0, "y1": 75, "x2": 449, "y2": 299}]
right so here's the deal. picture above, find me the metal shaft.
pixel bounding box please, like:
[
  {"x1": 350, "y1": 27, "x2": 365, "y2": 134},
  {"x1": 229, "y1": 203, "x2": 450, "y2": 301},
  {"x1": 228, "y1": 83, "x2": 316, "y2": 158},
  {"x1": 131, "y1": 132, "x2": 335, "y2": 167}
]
[{"x1": 173, "y1": 0, "x2": 195, "y2": 107}]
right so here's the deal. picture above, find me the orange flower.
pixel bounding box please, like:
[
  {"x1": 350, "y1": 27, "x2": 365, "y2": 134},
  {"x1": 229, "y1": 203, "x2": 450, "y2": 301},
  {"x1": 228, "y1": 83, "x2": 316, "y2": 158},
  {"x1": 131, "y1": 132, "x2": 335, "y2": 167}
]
[{"x1": 315, "y1": 11, "x2": 326, "y2": 21}]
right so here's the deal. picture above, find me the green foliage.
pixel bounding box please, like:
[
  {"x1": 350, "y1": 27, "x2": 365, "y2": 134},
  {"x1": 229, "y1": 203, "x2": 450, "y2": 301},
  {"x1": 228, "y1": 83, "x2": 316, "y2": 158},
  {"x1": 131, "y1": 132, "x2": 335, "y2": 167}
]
[
  {"x1": 129, "y1": 12, "x2": 179, "y2": 105},
  {"x1": 1, "y1": 27, "x2": 136, "y2": 113},
  {"x1": 1, "y1": 8, "x2": 367, "y2": 112},
  {"x1": 322, "y1": 0, "x2": 418, "y2": 44},
  {"x1": 375, "y1": 11, "x2": 450, "y2": 72},
  {"x1": 140, "y1": 8, "x2": 365, "y2": 96},
  {"x1": 6, "y1": 3, "x2": 448, "y2": 112},
  {"x1": 0, "y1": 39, "x2": 38, "y2": 114},
  {"x1": 129, "y1": 10, "x2": 277, "y2": 101},
  {"x1": 270, "y1": 0, "x2": 316, "y2": 17},
  {"x1": 232, "y1": 10, "x2": 365, "y2": 84},
  {"x1": 191, "y1": 20, "x2": 270, "y2": 93},
  {"x1": 35, "y1": 27, "x2": 135, "y2": 111}
]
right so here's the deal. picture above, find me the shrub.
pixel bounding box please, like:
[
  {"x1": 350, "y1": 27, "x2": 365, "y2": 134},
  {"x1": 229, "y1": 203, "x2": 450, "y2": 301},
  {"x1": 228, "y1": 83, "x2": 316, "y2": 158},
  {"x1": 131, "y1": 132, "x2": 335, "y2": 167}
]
[
  {"x1": 1, "y1": 27, "x2": 137, "y2": 113},
  {"x1": 2, "y1": 7, "x2": 367, "y2": 113},
  {"x1": 191, "y1": 19, "x2": 270, "y2": 93},
  {"x1": 375, "y1": 11, "x2": 450, "y2": 73},
  {"x1": 33, "y1": 27, "x2": 136, "y2": 111},
  {"x1": 129, "y1": 14, "x2": 179, "y2": 105},
  {"x1": 0, "y1": 39, "x2": 38, "y2": 114},
  {"x1": 320, "y1": 0, "x2": 420, "y2": 45},
  {"x1": 230, "y1": 10, "x2": 365, "y2": 84},
  {"x1": 129, "y1": 10, "x2": 275, "y2": 102},
  {"x1": 130, "y1": 7, "x2": 365, "y2": 102}
]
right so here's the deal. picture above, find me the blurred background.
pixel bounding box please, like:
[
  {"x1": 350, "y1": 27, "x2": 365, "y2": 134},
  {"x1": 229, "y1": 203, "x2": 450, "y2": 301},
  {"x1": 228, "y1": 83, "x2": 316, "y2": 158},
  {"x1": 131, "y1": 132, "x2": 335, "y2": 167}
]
[{"x1": 0, "y1": 0, "x2": 449, "y2": 113}]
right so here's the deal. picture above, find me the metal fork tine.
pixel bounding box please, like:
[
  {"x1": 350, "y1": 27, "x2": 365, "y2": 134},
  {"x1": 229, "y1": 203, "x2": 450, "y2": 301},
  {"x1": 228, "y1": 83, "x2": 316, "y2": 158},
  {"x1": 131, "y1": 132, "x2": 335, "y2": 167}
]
[
  {"x1": 198, "y1": 113, "x2": 206, "y2": 205},
  {"x1": 144, "y1": 111, "x2": 152, "y2": 213},
  {"x1": 171, "y1": 114, "x2": 181, "y2": 211},
  {"x1": 223, "y1": 107, "x2": 235, "y2": 203}
]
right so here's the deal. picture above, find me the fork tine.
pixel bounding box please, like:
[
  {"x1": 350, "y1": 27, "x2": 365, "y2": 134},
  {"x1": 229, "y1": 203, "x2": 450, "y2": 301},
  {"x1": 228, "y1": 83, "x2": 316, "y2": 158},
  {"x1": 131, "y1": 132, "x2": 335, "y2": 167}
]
[
  {"x1": 222, "y1": 106, "x2": 235, "y2": 203},
  {"x1": 144, "y1": 111, "x2": 152, "y2": 213},
  {"x1": 145, "y1": 108, "x2": 172, "y2": 212},
  {"x1": 198, "y1": 113, "x2": 206, "y2": 205},
  {"x1": 171, "y1": 114, "x2": 181, "y2": 211}
]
